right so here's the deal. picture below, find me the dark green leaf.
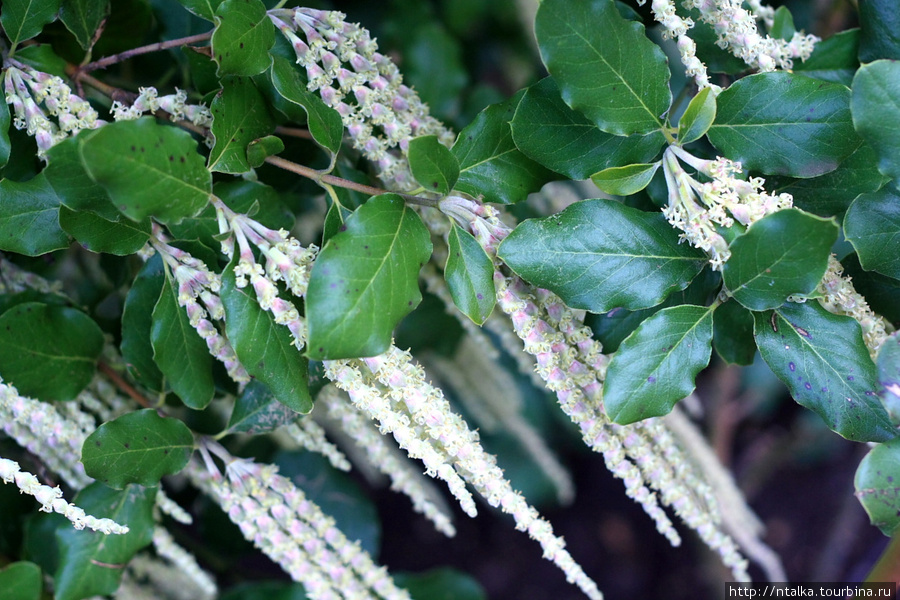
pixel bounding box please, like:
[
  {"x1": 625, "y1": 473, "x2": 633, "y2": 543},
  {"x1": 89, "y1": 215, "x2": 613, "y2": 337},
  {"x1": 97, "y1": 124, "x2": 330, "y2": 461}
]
[
  {"x1": 878, "y1": 332, "x2": 900, "y2": 425},
  {"x1": 708, "y1": 72, "x2": 857, "y2": 178},
  {"x1": 604, "y1": 305, "x2": 714, "y2": 424},
  {"x1": 78, "y1": 118, "x2": 212, "y2": 224},
  {"x1": 82, "y1": 409, "x2": 194, "y2": 489},
  {"x1": 723, "y1": 209, "x2": 838, "y2": 311},
  {"x1": 247, "y1": 135, "x2": 285, "y2": 168},
  {"x1": 0, "y1": 174, "x2": 69, "y2": 256},
  {"x1": 0, "y1": 98, "x2": 10, "y2": 169},
  {"x1": 842, "y1": 253, "x2": 900, "y2": 327},
  {"x1": 14, "y1": 44, "x2": 67, "y2": 77},
  {"x1": 754, "y1": 302, "x2": 895, "y2": 442},
  {"x1": 120, "y1": 255, "x2": 165, "y2": 391},
  {"x1": 54, "y1": 483, "x2": 155, "y2": 600},
  {"x1": 60, "y1": 0, "x2": 108, "y2": 49},
  {"x1": 225, "y1": 380, "x2": 299, "y2": 435},
  {"x1": 678, "y1": 87, "x2": 716, "y2": 145},
  {"x1": 408, "y1": 135, "x2": 459, "y2": 195},
  {"x1": 0, "y1": 302, "x2": 103, "y2": 401},
  {"x1": 306, "y1": 194, "x2": 432, "y2": 359},
  {"x1": 59, "y1": 206, "x2": 151, "y2": 255},
  {"x1": 770, "y1": 6, "x2": 795, "y2": 41},
  {"x1": 794, "y1": 29, "x2": 860, "y2": 87},
  {"x1": 400, "y1": 23, "x2": 467, "y2": 122},
  {"x1": 445, "y1": 224, "x2": 495, "y2": 325},
  {"x1": 0, "y1": 561, "x2": 41, "y2": 600},
  {"x1": 497, "y1": 199, "x2": 707, "y2": 313},
  {"x1": 1, "y1": 0, "x2": 62, "y2": 49},
  {"x1": 395, "y1": 568, "x2": 487, "y2": 600},
  {"x1": 844, "y1": 189, "x2": 900, "y2": 279},
  {"x1": 855, "y1": 437, "x2": 900, "y2": 536},
  {"x1": 851, "y1": 60, "x2": 900, "y2": 182},
  {"x1": 221, "y1": 582, "x2": 309, "y2": 600},
  {"x1": 590, "y1": 162, "x2": 659, "y2": 196},
  {"x1": 452, "y1": 92, "x2": 557, "y2": 205},
  {"x1": 510, "y1": 77, "x2": 665, "y2": 179},
  {"x1": 208, "y1": 77, "x2": 275, "y2": 173},
  {"x1": 712, "y1": 300, "x2": 756, "y2": 366},
  {"x1": 176, "y1": 0, "x2": 222, "y2": 22},
  {"x1": 268, "y1": 56, "x2": 343, "y2": 155},
  {"x1": 212, "y1": 0, "x2": 275, "y2": 77},
  {"x1": 858, "y1": 0, "x2": 900, "y2": 61},
  {"x1": 220, "y1": 259, "x2": 312, "y2": 413},
  {"x1": 535, "y1": 0, "x2": 670, "y2": 135},
  {"x1": 151, "y1": 275, "x2": 214, "y2": 410},
  {"x1": 44, "y1": 134, "x2": 119, "y2": 220}
]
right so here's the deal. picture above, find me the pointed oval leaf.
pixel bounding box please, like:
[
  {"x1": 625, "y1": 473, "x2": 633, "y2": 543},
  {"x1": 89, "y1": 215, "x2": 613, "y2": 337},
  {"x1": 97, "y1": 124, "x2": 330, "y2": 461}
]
[
  {"x1": 497, "y1": 199, "x2": 707, "y2": 313},
  {"x1": 211, "y1": 0, "x2": 274, "y2": 77},
  {"x1": 82, "y1": 409, "x2": 194, "y2": 489},
  {"x1": 590, "y1": 162, "x2": 659, "y2": 196},
  {"x1": 708, "y1": 72, "x2": 857, "y2": 178},
  {"x1": 445, "y1": 224, "x2": 496, "y2": 325},
  {"x1": 855, "y1": 437, "x2": 900, "y2": 536},
  {"x1": 723, "y1": 209, "x2": 838, "y2": 311},
  {"x1": 220, "y1": 259, "x2": 312, "y2": 413},
  {"x1": 60, "y1": 0, "x2": 109, "y2": 50},
  {"x1": 535, "y1": 0, "x2": 671, "y2": 136},
  {"x1": 247, "y1": 134, "x2": 285, "y2": 168},
  {"x1": 408, "y1": 135, "x2": 459, "y2": 195},
  {"x1": 712, "y1": 300, "x2": 756, "y2": 366},
  {"x1": 851, "y1": 60, "x2": 900, "y2": 182},
  {"x1": 604, "y1": 304, "x2": 714, "y2": 424},
  {"x1": 208, "y1": 77, "x2": 275, "y2": 173},
  {"x1": 78, "y1": 117, "x2": 212, "y2": 224},
  {"x1": 858, "y1": 0, "x2": 900, "y2": 61},
  {"x1": 59, "y1": 206, "x2": 151, "y2": 255},
  {"x1": 0, "y1": 561, "x2": 41, "y2": 600},
  {"x1": 54, "y1": 483, "x2": 155, "y2": 600},
  {"x1": 844, "y1": 189, "x2": 900, "y2": 280},
  {"x1": 510, "y1": 77, "x2": 665, "y2": 179},
  {"x1": 120, "y1": 255, "x2": 165, "y2": 391},
  {"x1": 0, "y1": 174, "x2": 69, "y2": 256},
  {"x1": 150, "y1": 274, "x2": 214, "y2": 410},
  {"x1": 754, "y1": 302, "x2": 896, "y2": 442},
  {"x1": 268, "y1": 56, "x2": 343, "y2": 155},
  {"x1": 1, "y1": 0, "x2": 62, "y2": 49},
  {"x1": 0, "y1": 302, "x2": 103, "y2": 401},
  {"x1": 677, "y1": 87, "x2": 716, "y2": 145},
  {"x1": 452, "y1": 92, "x2": 557, "y2": 205},
  {"x1": 225, "y1": 379, "x2": 299, "y2": 435},
  {"x1": 306, "y1": 194, "x2": 433, "y2": 359},
  {"x1": 44, "y1": 135, "x2": 119, "y2": 220}
]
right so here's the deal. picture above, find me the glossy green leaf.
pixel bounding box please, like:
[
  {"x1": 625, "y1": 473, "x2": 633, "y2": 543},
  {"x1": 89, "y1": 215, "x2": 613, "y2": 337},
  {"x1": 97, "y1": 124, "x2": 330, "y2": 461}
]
[
  {"x1": 878, "y1": 332, "x2": 900, "y2": 425},
  {"x1": 604, "y1": 305, "x2": 714, "y2": 424},
  {"x1": 851, "y1": 60, "x2": 900, "y2": 182},
  {"x1": 1, "y1": 0, "x2": 62, "y2": 49},
  {"x1": 712, "y1": 300, "x2": 756, "y2": 366},
  {"x1": 151, "y1": 274, "x2": 215, "y2": 410},
  {"x1": 858, "y1": 0, "x2": 900, "y2": 61},
  {"x1": 44, "y1": 135, "x2": 119, "y2": 220},
  {"x1": 678, "y1": 87, "x2": 716, "y2": 145},
  {"x1": 590, "y1": 162, "x2": 659, "y2": 196},
  {"x1": 754, "y1": 302, "x2": 895, "y2": 442},
  {"x1": 510, "y1": 77, "x2": 665, "y2": 179},
  {"x1": 78, "y1": 118, "x2": 212, "y2": 224},
  {"x1": 120, "y1": 255, "x2": 165, "y2": 391},
  {"x1": 452, "y1": 92, "x2": 557, "y2": 205},
  {"x1": 708, "y1": 72, "x2": 857, "y2": 178},
  {"x1": 408, "y1": 135, "x2": 459, "y2": 195},
  {"x1": 0, "y1": 561, "x2": 41, "y2": 600},
  {"x1": 794, "y1": 29, "x2": 860, "y2": 87},
  {"x1": 306, "y1": 194, "x2": 432, "y2": 359},
  {"x1": 82, "y1": 409, "x2": 194, "y2": 489},
  {"x1": 60, "y1": 0, "x2": 109, "y2": 49},
  {"x1": 535, "y1": 0, "x2": 670, "y2": 135},
  {"x1": 0, "y1": 174, "x2": 69, "y2": 256},
  {"x1": 221, "y1": 259, "x2": 312, "y2": 413},
  {"x1": 225, "y1": 380, "x2": 299, "y2": 435},
  {"x1": 844, "y1": 189, "x2": 900, "y2": 279},
  {"x1": 54, "y1": 483, "x2": 155, "y2": 600},
  {"x1": 221, "y1": 582, "x2": 309, "y2": 600},
  {"x1": 395, "y1": 568, "x2": 487, "y2": 600},
  {"x1": 211, "y1": 0, "x2": 274, "y2": 77},
  {"x1": 770, "y1": 6, "x2": 795, "y2": 41},
  {"x1": 445, "y1": 224, "x2": 495, "y2": 325},
  {"x1": 0, "y1": 98, "x2": 10, "y2": 169},
  {"x1": 208, "y1": 77, "x2": 275, "y2": 173},
  {"x1": 0, "y1": 302, "x2": 103, "y2": 401},
  {"x1": 497, "y1": 199, "x2": 707, "y2": 313},
  {"x1": 14, "y1": 44, "x2": 67, "y2": 77},
  {"x1": 269, "y1": 56, "x2": 343, "y2": 155},
  {"x1": 855, "y1": 437, "x2": 900, "y2": 536},
  {"x1": 59, "y1": 206, "x2": 151, "y2": 255},
  {"x1": 247, "y1": 135, "x2": 285, "y2": 168},
  {"x1": 722, "y1": 209, "x2": 838, "y2": 311},
  {"x1": 176, "y1": 0, "x2": 222, "y2": 22}
]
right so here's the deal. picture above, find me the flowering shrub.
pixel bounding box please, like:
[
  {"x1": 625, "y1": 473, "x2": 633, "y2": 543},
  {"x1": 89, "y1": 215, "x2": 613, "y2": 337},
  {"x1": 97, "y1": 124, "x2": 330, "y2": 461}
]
[{"x1": 0, "y1": 0, "x2": 899, "y2": 598}]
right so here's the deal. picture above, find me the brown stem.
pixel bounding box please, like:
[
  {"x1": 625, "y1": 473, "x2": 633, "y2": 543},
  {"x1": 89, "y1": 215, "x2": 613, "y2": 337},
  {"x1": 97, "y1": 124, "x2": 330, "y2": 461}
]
[
  {"x1": 275, "y1": 125, "x2": 315, "y2": 140},
  {"x1": 98, "y1": 362, "x2": 152, "y2": 408},
  {"x1": 80, "y1": 31, "x2": 214, "y2": 73},
  {"x1": 65, "y1": 65, "x2": 138, "y2": 106}
]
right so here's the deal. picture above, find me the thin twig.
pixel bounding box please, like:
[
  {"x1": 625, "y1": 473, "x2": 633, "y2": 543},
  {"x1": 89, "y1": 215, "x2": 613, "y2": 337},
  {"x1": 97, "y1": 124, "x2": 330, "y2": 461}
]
[
  {"x1": 80, "y1": 31, "x2": 213, "y2": 73},
  {"x1": 98, "y1": 362, "x2": 152, "y2": 409},
  {"x1": 275, "y1": 125, "x2": 315, "y2": 140}
]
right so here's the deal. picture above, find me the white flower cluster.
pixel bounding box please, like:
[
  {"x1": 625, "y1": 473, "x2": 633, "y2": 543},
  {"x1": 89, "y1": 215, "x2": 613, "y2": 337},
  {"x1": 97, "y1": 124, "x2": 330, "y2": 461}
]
[
  {"x1": 283, "y1": 418, "x2": 352, "y2": 472},
  {"x1": 3, "y1": 65, "x2": 105, "y2": 156},
  {"x1": 121, "y1": 550, "x2": 216, "y2": 600},
  {"x1": 662, "y1": 145, "x2": 793, "y2": 270},
  {"x1": 649, "y1": 0, "x2": 719, "y2": 92},
  {"x1": 268, "y1": 7, "x2": 454, "y2": 190},
  {"x1": 111, "y1": 86, "x2": 212, "y2": 126},
  {"x1": 150, "y1": 526, "x2": 217, "y2": 599},
  {"x1": 0, "y1": 457, "x2": 129, "y2": 534},
  {"x1": 0, "y1": 253, "x2": 64, "y2": 295}
]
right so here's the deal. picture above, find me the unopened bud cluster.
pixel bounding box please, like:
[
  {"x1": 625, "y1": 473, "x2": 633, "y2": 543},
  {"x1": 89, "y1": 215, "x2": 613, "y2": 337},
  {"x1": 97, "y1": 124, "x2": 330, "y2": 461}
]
[{"x1": 111, "y1": 86, "x2": 212, "y2": 126}]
